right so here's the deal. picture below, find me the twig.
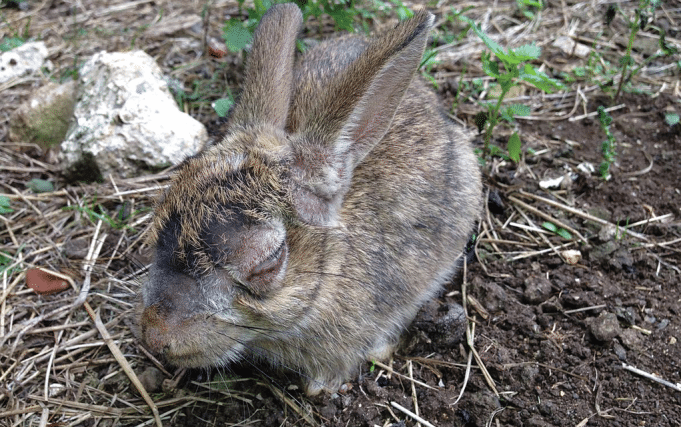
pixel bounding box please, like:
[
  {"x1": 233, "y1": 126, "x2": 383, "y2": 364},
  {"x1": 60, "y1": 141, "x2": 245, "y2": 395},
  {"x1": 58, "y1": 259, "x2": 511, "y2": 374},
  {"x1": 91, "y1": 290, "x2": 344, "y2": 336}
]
[
  {"x1": 568, "y1": 103, "x2": 626, "y2": 122},
  {"x1": 622, "y1": 363, "x2": 681, "y2": 392},
  {"x1": 516, "y1": 190, "x2": 650, "y2": 241},
  {"x1": 372, "y1": 361, "x2": 437, "y2": 391},
  {"x1": 408, "y1": 360, "x2": 421, "y2": 427},
  {"x1": 563, "y1": 304, "x2": 606, "y2": 314},
  {"x1": 390, "y1": 401, "x2": 436, "y2": 427},
  {"x1": 451, "y1": 259, "x2": 473, "y2": 407},
  {"x1": 84, "y1": 301, "x2": 163, "y2": 427},
  {"x1": 264, "y1": 383, "x2": 318, "y2": 426},
  {"x1": 509, "y1": 195, "x2": 588, "y2": 243}
]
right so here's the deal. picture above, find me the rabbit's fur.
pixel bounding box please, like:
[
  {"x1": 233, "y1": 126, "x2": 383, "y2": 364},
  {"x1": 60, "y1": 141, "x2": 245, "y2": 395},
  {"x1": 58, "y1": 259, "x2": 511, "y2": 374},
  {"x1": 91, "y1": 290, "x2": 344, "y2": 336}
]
[{"x1": 138, "y1": 3, "x2": 482, "y2": 396}]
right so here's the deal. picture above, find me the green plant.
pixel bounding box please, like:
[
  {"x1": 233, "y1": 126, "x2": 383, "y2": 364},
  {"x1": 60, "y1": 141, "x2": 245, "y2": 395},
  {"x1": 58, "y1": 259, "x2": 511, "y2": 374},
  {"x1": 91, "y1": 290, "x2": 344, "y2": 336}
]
[
  {"x1": 217, "y1": 0, "x2": 414, "y2": 117},
  {"x1": 459, "y1": 14, "x2": 565, "y2": 162},
  {"x1": 0, "y1": 195, "x2": 13, "y2": 214},
  {"x1": 541, "y1": 222, "x2": 572, "y2": 239},
  {"x1": 26, "y1": 178, "x2": 54, "y2": 193},
  {"x1": 419, "y1": 48, "x2": 440, "y2": 88},
  {"x1": 597, "y1": 106, "x2": 616, "y2": 180},
  {"x1": 665, "y1": 112, "x2": 680, "y2": 127},
  {"x1": 213, "y1": 93, "x2": 235, "y2": 118},
  {"x1": 604, "y1": 0, "x2": 675, "y2": 101},
  {"x1": 516, "y1": 0, "x2": 543, "y2": 20},
  {"x1": 0, "y1": 36, "x2": 24, "y2": 52},
  {"x1": 0, "y1": 250, "x2": 16, "y2": 276},
  {"x1": 64, "y1": 198, "x2": 145, "y2": 231},
  {"x1": 222, "y1": 0, "x2": 364, "y2": 54}
]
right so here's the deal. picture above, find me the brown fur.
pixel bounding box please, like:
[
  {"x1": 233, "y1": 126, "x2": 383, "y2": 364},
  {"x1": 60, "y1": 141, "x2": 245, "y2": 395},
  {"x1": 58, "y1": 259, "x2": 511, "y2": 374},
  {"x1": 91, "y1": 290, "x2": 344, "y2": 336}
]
[{"x1": 138, "y1": 4, "x2": 482, "y2": 395}]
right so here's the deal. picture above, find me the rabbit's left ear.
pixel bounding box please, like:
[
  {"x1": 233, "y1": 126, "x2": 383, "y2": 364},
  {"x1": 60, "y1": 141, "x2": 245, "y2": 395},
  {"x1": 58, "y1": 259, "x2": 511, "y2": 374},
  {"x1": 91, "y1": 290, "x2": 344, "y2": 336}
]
[
  {"x1": 230, "y1": 4, "x2": 302, "y2": 129},
  {"x1": 289, "y1": 12, "x2": 435, "y2": 226}
]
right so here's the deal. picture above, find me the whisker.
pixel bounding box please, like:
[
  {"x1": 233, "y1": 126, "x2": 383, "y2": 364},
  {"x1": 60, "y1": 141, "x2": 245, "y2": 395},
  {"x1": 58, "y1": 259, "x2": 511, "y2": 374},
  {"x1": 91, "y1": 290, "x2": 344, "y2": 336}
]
[{"x1": 214, "y1": 331, "x2": 320, "y2": 412}]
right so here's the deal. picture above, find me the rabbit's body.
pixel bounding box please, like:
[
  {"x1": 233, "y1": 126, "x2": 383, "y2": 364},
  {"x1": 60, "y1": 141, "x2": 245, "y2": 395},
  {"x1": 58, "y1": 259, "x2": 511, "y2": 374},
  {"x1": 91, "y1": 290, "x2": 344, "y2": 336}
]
[{"x1": 138, "y1": 4, "x2": 481, "y2": 395}]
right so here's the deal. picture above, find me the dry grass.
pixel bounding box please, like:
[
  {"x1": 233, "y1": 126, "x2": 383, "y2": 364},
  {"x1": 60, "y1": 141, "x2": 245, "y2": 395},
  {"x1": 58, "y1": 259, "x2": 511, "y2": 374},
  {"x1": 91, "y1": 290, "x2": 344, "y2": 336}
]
[{"x1": 0, "y1": 0, "x2": 679, "y2": 426}]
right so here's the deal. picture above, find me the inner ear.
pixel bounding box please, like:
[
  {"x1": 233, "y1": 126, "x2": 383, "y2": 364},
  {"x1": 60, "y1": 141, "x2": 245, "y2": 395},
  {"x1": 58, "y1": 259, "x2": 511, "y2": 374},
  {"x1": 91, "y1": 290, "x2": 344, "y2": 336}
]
[{"x1": 287, "y1": 12, "x2": 435, "y2": 227}]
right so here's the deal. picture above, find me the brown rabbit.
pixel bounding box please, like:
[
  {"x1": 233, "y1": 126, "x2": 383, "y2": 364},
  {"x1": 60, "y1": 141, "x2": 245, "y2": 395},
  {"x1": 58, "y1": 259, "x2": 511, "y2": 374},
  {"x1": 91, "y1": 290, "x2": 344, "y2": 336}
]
[{"x1": 138, "y1": 3, "x2": 482, "y2": 395}]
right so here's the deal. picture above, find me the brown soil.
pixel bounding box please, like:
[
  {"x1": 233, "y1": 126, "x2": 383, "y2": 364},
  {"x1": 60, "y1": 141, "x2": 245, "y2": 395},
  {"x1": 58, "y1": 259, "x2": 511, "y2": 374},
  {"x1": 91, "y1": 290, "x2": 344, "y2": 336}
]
[{"x1": 1, "y1": 1, "x2": 679, "y2": 426}]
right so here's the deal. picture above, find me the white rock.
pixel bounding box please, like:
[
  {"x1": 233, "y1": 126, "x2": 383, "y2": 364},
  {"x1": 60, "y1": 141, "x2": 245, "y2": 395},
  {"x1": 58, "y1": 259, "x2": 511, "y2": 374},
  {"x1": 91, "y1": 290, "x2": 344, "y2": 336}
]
[
  {"x1": 561, "y1": 249, "x2": 582, "y2": 265},
  {"x1": 552, "y1": 36, "x2": 590, "y2": 58},
  {"x1": 577, "y1": 162, "x2": 596, "y2": 175},
  {"x1": 0, "y1": 41, "x2": 48, "y2": 84},
  {"x1": 60, "y1": 50, "x2": 207, "y2": 179}
]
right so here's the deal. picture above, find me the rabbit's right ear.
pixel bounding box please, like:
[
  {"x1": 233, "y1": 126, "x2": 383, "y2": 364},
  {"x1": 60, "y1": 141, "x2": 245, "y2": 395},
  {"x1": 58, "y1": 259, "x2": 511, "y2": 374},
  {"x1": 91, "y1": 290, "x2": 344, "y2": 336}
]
[
  {"x1": 289, "y1": 12, "x2": 435, "y2": 226},
  {"x1": 230, "y1": 3, "x2": 302, "y2": 129}
]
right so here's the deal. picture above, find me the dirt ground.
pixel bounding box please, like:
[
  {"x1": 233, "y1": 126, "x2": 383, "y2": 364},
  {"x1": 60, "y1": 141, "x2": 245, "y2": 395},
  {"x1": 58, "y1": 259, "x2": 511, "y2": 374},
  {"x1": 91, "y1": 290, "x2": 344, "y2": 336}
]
[{"x1": 1, "y1": 1, "x2": 680, "y2": 426}]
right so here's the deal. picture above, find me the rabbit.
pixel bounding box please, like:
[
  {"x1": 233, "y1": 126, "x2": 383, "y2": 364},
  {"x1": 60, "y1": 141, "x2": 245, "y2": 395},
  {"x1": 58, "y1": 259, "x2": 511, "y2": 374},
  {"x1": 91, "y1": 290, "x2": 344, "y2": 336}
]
[{"x1": 137, "y1": 3, "x2": 482, "y2": 396}]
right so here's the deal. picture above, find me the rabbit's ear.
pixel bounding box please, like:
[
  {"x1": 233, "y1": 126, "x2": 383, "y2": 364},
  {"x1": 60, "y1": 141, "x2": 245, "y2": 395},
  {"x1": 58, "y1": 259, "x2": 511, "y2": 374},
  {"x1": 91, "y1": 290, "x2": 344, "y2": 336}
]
[
  {"x1": 289, "y1": 11, "x2": 435, "y2": 226},
  {"x1": 230, "y1": 4, "x2": 302, "y2": 128}
]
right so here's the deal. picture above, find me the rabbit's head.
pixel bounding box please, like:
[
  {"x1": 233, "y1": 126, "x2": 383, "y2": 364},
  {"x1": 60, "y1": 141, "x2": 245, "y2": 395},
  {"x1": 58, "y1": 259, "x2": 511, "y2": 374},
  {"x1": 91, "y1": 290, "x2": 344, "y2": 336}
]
[{"x1": 138, "y1": 3, "x2": 480, "y2": 395}]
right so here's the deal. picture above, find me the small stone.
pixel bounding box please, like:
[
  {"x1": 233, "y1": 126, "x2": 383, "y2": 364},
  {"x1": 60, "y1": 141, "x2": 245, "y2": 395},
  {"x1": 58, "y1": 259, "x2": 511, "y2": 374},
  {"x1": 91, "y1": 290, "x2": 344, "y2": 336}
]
[
  {"x1": 561, "y1": 249, "x2": 582, "y2": 265},
  {"x1": 552, "y1": 36, "x2": 590, "y2": 58},
  {"x1": 433, "y1": 303, "x2": 466, "y2": 347},
  {"x1": 0, "y1": 41, "x2": 48, "y2": 84},
  {"x1": 614, "y1": 306, "x2": 637, "y2": 326},
  {"x1": 589, "y1": 241, "x2": 619, "y2": 263},
  {"x1": 613, "y1": 342, "x2": 627, "y2": 361},
  {"x1": 138, "y1": 367, "x2": 165, "y2": 393},
  {"x1": 609, "y1": 248, "x2": 634, "y2": 272},
  {"x1": 9, "y1": 81, "x2": 77, "y2": 149},
  {"x1": 523, "y1": 275, "x2": 553, "y2": 304},
  {"x1": 597, "y1": 223, "x2": 618, "y2": 242},
  {"x1": 26, "y1": 268, "x2": 70, "y2": 295},
  {"x1": 589, "y1": 312, "x2": 621, "y2": 342},
  {"x1": 657, "y1": 319, "x2": 670, "y2": 330}
]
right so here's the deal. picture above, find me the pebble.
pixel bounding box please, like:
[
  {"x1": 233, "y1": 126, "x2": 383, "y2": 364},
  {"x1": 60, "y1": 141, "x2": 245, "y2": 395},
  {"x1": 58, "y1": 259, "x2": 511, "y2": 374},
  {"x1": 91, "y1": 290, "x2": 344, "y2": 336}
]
[
  {"x1": 619, "y1": 329, "x2": 643, "y2": 349},
  {"x1": 589, "y1": 312, "x2": 621, "y2": 342},
  {"x1": 523, "y1": 275, "x2": 553, "y2": 304},
  {"x1": 138, "y1": 367, "x2": 164, "y2": 393},
  {"x1": 613, "y1": 342, "x2": 627, "y2": 361}
]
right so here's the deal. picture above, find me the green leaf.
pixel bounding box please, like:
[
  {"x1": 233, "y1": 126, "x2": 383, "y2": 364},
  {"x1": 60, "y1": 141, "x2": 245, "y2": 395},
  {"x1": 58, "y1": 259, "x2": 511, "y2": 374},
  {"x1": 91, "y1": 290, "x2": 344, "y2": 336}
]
[
  {"x1": 391, "y1": 0, "x2": 414, "y2": 20},
  {"x1": 222, "y1": 19, "x2": 253, "y2": 52},
  {"x1": 419, "y1": 49, "x2": 439, "y2": 69},
  {"x1": 481, "y1": 54, "x2": 500, "y2": 78},
  {"x1": 664, "y1": 112, "x2": 680, "y2": 126},
  {"x1": 508, "y1": 104, "x2": 532, "y2": 116},
  {"x1": 541, "y1": 221, "x2": 572, "y2": 239},
  {"x1": 213, "y1": 97, "x2": 234, "y2": 118},
  {"x1": 0, "y1": 37, "x2": 25, "y2": 52},
  {"x1": 510, "y1": 44, "x2": 540, "y2": 62},
  {"x1": 26, "y1": 179, "x2": 54, "y2": 193},
  {"x1": 327, "y1": 7, "x2": 355, "y2": 32},
  {"x1": 541, "y1": 221, "x2": 558, "y2": 233},
  {"x1": 507, "y1": 132, "x2": 521, "y2": 162},
  {"x1": 519, "y1": 64, "x2": 565, "y2": 92},
  {"x1": 0, "y1": 195, "x2": 13, "y2": 214},
  {"x1": 555, "y1": 228, "x2": 573, "y2": 239},
  {"x1": 500, "y1": 108, "x2": 514, "y2": 123},
  {"x1": 459, "y1": 16, "x2": 510, "y2": 63}
]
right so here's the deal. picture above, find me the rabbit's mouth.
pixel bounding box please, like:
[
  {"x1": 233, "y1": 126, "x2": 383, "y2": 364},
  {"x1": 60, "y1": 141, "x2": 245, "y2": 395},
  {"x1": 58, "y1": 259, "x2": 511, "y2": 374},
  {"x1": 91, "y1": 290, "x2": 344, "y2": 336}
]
[{"x1": 139, "y1": 303, "x2": 248, "y2": 368}]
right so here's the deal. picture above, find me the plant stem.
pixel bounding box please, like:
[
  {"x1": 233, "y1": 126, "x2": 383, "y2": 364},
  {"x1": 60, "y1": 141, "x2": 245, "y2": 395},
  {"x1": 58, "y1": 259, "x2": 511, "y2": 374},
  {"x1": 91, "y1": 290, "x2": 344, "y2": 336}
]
[
  {"x1": 483, "y1": 84, "x2": 511, "y2": 156},
  {"x1": 614, "y1": 11, "x2": 639, "y2": 101}
]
